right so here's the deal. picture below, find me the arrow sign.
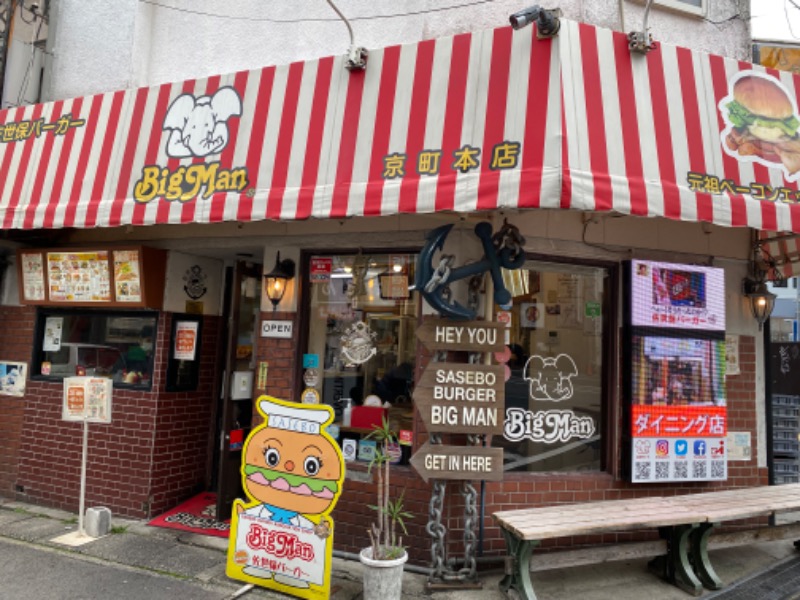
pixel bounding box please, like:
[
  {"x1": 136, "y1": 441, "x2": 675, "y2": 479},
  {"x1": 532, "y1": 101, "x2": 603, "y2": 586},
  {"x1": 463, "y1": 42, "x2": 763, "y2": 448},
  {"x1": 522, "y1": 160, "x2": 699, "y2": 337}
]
[
  {"x1": 410, "y1": 441, "x2": 504, "y2": 483},
  {"x1": 414, "y1": 362, "x2": 505, "y2": 435},
  {"x1": 416, "y1": 319, "x2": 506, "y2": 352}
]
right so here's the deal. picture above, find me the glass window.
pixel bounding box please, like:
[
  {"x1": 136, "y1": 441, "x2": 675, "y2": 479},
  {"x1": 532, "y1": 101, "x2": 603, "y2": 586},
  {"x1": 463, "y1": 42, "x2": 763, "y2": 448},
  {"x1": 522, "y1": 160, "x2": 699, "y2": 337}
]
[
  {"x1": 32, "y1": 309, "x2": 158, "y2": 389},
  {"x1": 498, "y1": 261, "x2": 610, "y2": 472},
  {"x1": 306, "y1": 253, "x2": 417, "y2": 434}
]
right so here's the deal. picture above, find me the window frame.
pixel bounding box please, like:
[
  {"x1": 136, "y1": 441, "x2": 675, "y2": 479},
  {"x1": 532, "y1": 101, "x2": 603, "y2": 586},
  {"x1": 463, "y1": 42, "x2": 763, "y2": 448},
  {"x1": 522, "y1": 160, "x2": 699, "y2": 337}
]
[
  {"x1": 506, "y1": 254, "x2": 620, "y2": 476},
  {"x1": 31, "y1": 307, "x2": 159, "y2": 391},
  {"x1": 631, "y1": 0, "x2": 706, "y2": 18}
]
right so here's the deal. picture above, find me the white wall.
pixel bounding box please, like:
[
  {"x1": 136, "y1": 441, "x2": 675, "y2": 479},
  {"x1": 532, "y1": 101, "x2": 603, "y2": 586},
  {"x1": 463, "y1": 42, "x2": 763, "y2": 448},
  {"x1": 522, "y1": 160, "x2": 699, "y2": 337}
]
[{"x1": 41, "y1": 0, "x2": 750, "y2": 102}]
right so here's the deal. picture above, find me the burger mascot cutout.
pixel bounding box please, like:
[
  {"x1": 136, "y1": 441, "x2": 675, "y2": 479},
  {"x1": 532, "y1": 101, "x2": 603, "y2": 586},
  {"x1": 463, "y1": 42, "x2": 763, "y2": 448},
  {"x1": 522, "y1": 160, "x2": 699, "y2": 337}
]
[
  {"x1": 720, "y1": 71, "x2": 800, "y2": 179},
  {"x1": 226, "y1": 396, "x2": 344, "y2": 599}
]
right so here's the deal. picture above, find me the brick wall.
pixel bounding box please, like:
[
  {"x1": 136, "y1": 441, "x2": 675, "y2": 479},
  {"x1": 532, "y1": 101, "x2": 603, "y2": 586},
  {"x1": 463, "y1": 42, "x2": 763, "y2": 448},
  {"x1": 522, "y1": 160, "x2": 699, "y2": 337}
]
[
  {"x1": 147, "y1": 313, "x2": 222, "y2": 517},
  {"x1": 0, "y1": 306, "x2": 36, "y2": 496},
  {"x1": 5, "y1": 309, "x2": 221, "y2": 519}
]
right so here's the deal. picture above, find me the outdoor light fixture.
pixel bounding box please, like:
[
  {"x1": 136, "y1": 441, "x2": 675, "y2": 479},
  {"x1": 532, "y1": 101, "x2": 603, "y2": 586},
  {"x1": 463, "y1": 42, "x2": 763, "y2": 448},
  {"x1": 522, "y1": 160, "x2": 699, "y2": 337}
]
[
  {"x1": 509, "y1": 5, "x2": 561, "y2": 38},
  {"x1": 743, "y1": 277, "x2": 776, "y2": 331},
  {"x1": 264, "y1": 252, "x2": 295, "y2": 311},
  {"x1": 742, "y1": 237, "x2": 779, "y2": 331}
]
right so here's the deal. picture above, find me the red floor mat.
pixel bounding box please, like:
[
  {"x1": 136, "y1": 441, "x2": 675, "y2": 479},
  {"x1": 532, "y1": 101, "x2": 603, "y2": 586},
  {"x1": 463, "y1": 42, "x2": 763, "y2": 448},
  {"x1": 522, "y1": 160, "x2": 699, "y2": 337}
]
[{"x1": 147, "y1": 492, "x2": 230, "y2": 538}]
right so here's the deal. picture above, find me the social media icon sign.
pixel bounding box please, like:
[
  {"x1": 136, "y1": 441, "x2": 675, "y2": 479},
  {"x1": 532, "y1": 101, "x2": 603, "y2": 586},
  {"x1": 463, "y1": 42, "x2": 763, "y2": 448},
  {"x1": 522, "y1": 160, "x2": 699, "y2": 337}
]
[
  {"x1": 655, "y1": 440, "x2": 669, "y2": 457},
  {"x1": 693, "y1": 441, "x2": 706, "y2": 457},
  {"x1": 675, "y1": 440, "x2": 688, "y2": 456}
]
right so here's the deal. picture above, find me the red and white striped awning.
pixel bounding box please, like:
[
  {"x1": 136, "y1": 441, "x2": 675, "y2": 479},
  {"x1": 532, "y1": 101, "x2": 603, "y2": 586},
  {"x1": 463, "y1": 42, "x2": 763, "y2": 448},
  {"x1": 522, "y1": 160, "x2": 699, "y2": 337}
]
[{"x1": 1, "y1": 19, "x2": 800, "y2": 234}]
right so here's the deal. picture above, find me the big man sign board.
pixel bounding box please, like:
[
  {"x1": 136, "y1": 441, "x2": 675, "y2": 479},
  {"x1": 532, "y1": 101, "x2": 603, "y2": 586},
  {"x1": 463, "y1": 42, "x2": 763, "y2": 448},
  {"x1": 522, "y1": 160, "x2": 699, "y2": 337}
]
[{"x1": 226, "y1": 396, "x2": 345, "y2": 599}]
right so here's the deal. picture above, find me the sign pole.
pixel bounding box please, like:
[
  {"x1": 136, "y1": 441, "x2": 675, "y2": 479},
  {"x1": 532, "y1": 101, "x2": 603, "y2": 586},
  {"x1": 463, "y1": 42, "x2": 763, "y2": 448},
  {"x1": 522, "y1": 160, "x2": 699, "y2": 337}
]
[{"x1": 78, "y1": 418, "x2": 88, "y2": 536}]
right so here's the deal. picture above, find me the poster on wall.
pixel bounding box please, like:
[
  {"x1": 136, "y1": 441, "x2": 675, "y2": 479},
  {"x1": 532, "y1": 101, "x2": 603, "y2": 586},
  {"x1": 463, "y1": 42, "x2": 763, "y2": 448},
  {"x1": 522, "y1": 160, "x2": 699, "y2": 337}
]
[
  {"x1": 174, "y1": 321, "x2": 199, "y2": 361},
  {"x1": 626, "y1": 260, "x2": 727, "y2": 484},
  {"x1": 43, "y1": 316, "x2": 63, "y2": 352},
  {"x1": 226, "y1": 396, "x2": 344, "y2": 599},
  {"x1": 113, "y1": 250, "x2": 142, "y2": 303},
  {"x1": 20, "y1": 252, "x2": 45, "y2": 301},
  {"x1": 0, "y1": 361, "x2": 26, "y2": 396}
]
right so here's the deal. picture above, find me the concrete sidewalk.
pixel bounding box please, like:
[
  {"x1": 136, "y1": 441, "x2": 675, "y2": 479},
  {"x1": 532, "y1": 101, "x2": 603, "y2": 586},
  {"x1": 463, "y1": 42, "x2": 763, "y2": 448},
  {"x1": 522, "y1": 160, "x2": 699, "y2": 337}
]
[{"x1": 0, "y1": 496, "x2": 797, "y2": 599}]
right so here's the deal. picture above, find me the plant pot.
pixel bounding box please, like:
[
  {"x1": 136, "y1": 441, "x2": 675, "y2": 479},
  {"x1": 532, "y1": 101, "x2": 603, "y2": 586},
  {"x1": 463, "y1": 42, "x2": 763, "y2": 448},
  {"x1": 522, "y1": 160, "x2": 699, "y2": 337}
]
[{"x1": 359, "y1": 547, "x2": 408, "y2": 600}]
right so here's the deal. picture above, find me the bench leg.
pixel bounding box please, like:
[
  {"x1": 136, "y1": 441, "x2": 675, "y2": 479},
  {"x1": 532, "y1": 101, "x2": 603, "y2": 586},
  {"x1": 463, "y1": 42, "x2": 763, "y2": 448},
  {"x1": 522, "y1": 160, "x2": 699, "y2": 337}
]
[
  {"x1": 499, "y1": 529, "x2": 540, "y2": 600},
  {"x1": 648, "y1": 524, "x2": 704, "y2": 596},
  {"x1": 689, "y1": 522, "x2": 722, "y2": 590}
]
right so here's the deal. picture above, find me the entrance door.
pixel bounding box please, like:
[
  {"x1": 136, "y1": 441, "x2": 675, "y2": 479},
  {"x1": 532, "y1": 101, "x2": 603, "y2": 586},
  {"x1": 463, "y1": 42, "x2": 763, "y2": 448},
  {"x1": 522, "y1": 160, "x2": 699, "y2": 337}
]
[{"x1": 216, "y1": 261, "x2": 262, "y2": 520}]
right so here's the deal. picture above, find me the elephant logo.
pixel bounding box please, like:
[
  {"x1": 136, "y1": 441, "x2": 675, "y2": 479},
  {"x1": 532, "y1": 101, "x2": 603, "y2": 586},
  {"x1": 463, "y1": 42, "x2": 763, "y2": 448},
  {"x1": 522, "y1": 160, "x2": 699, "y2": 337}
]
[
  {"x1": 523, "y1": 353, "x2": 579, "y2": 402},
  {"x1": 163, "y1": 86, "x2": 243, "y2": 158}
]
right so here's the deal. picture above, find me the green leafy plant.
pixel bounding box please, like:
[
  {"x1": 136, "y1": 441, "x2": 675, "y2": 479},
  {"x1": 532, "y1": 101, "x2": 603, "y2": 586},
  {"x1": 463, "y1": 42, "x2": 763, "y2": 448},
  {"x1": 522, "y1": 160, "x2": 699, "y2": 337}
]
[{"x1": 365, "y1": 417, "x2": 413, "y2": 561}]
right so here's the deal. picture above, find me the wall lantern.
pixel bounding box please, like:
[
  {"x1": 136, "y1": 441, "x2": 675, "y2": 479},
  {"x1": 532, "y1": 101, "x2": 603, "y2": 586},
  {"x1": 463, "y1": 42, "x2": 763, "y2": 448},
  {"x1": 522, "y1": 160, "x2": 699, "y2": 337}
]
[
  {"x1": 742, "y1": 277, "x2": 776, "y2": 331},
  {"x1": 264, "y1": 252, "x2": 295, "y2": 311},
  {"x1": 742, "y1": 236, "x2": 779, "y2": 331}
]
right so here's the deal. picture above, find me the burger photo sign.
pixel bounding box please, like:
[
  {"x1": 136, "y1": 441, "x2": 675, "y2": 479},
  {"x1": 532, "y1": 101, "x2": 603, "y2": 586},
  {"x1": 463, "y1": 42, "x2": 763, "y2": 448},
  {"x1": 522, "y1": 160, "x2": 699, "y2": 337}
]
[
  {"x1": 226, "y1": 396, "x2": 345, "y2": 599},
  {"x1": 719, "y1": 70, "x2": 800, "y2": 180}
]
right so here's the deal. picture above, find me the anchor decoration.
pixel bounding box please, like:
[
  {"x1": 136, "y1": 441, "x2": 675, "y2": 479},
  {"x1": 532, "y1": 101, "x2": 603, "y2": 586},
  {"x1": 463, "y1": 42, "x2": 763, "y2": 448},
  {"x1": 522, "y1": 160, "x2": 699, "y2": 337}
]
[{"x1": 415, "y1": 221, "x2": 526, "y2": 320}]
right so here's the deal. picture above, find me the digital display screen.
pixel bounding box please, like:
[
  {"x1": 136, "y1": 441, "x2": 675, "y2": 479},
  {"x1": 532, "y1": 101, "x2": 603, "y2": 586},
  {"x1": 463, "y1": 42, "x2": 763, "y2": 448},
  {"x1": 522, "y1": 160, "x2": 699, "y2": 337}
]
[
  {"x1": 630, "y1": 260, "x2": 725, "y2": 331},
  {"x1": 629, "y1": 334, "x2": 727, "y2": 482},
  {"x1": 627, "y1": 259, "x2": 728, "y2": 484}
]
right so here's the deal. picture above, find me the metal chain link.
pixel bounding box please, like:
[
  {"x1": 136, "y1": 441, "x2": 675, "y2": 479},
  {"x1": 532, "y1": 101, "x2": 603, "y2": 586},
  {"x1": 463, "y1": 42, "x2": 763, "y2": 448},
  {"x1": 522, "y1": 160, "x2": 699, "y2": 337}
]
[
  {"x1": 458, "y1": 433, "x2": 481, "y2": 580},
  {"x1": 425, "y1": 255, "x2": 454, "y2": 292},
  {"x1": 492, "y1": 218, "x2": 526, "y2": 260},
  {"x1": 427, "y1": 432, "x2": 447, "y2": 581}
]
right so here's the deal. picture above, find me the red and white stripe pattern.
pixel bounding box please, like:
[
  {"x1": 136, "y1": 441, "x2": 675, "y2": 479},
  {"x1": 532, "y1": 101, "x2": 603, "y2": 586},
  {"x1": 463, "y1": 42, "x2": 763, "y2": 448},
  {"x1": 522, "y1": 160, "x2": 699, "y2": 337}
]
[
  {"x1": 6, "y1": 19, "x2": 800, "y2": 234},
  {"x1": 0, "y1": 25, "x2": 561, "y2": 230},
  {"x1": 561, "y1": 20, "x2": 800, "y2": 233}
]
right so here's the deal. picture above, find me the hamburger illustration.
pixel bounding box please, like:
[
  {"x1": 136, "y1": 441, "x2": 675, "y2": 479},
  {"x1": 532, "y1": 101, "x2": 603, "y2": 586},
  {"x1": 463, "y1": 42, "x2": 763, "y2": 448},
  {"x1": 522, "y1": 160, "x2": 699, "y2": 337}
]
[{"x1": 723, "y1": 73, "x2": 800, "y2": 175}]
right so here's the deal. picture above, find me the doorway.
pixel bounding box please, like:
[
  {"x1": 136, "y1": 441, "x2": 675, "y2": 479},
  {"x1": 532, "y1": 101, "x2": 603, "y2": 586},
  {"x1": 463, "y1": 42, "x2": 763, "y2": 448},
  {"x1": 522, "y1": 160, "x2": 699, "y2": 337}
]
[{"x1": 214, "y1": 260, "x2": 262, "y2": 521}]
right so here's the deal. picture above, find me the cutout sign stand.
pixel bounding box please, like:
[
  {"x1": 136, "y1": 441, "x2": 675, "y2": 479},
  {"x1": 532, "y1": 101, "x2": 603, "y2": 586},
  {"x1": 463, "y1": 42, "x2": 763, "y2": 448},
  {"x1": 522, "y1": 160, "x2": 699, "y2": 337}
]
[{"x1": 226, "y1": 396, "x2": 344, "y2": 599}]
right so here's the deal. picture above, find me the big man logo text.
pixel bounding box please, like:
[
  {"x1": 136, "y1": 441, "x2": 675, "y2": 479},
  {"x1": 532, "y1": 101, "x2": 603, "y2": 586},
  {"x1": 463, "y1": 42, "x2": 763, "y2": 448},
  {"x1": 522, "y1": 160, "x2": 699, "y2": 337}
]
[{"x1": 133, "y1": 163, "x2": 248, "y2": 203}]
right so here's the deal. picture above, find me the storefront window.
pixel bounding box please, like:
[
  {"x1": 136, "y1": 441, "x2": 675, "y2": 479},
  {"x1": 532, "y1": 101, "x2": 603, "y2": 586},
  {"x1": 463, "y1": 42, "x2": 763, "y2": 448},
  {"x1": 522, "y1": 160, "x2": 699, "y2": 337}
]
[
  {"x1": 498, "y1": 261, "x2": 609, "y2": 472},
  {"x1": 32, "y1": 309, "x2": 158, "y2": 389},
  {"x1": 306, "y1": 253, "x2": 418, "y2": 436}
]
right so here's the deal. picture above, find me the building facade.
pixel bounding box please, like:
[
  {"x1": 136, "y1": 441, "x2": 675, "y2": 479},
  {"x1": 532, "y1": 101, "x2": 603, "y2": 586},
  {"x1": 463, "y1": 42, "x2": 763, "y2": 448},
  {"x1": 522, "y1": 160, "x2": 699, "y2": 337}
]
[{"x1": 0, "y1": 0, "x2": 782, "y2": 567}]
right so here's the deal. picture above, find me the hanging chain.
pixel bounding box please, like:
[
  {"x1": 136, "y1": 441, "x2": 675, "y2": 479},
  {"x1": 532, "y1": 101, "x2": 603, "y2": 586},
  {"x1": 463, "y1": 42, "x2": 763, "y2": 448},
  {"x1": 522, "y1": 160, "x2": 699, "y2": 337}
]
[
  {"x1": 459, "y1": 434, "x2": 480, "y2": 580},
  {"x1": 492, "y1": 218, "x2": 526, "y2": 260},
  {"x1": 427, "y1": 432, "x2": 448, "y2": 581}
]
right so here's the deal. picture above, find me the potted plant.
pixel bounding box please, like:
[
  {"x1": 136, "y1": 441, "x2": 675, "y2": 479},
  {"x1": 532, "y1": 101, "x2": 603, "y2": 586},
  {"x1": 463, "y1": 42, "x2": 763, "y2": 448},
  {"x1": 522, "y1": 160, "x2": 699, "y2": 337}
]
[{"x1": 359, "y1": 417, "x2": 413, "y2": 600}]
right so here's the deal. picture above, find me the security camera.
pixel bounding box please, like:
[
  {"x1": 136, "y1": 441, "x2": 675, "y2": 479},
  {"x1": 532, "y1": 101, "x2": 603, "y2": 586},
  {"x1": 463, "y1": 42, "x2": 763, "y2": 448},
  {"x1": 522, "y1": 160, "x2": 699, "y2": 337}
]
[
  {"x1": 509, "y1": 7, "x2": 541, "y2": 30},
  {"x1": 509, "y1": 6, "x2": 561, "y2": 38}
]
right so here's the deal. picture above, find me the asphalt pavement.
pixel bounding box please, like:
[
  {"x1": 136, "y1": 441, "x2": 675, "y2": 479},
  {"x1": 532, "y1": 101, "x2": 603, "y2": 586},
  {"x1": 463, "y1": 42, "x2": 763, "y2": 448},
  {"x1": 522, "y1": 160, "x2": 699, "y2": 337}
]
[{"x1": 0, "y1": 496, "x2": 799, "y2": 599}]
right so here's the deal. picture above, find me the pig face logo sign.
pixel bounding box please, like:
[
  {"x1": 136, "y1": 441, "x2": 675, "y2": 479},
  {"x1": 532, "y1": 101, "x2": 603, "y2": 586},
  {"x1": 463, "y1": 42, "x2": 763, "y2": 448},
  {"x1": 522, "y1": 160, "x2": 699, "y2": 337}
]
[
  {"x1": 163, "y1": 86, "x2": 243, "y2": 158},
  {"x1": 523, "y1": 353, "x2": 578, "y2": 402}
]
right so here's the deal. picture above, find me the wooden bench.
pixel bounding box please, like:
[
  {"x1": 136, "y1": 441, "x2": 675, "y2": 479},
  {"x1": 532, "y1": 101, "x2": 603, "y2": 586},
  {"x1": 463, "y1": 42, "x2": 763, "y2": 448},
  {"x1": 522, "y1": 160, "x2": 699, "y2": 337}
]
[{"x1": 493, "y1": 483, "x2": 800, "y2": 599}]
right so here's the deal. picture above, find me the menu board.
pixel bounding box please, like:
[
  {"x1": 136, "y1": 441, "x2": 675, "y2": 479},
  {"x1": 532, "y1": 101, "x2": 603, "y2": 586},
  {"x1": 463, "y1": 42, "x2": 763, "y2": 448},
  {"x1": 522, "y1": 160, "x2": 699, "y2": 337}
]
[
  {"x1": 62, "y1": 376, "x2": 113, "y2": 423},
  {"x1": 20, "y1": 252, "x2": 45, "y2": 301},
  {"x1": 47, "y1": 251, "x2": 111, "y2": 302},
  {"x1": 113, "y1": 250, "x2": 142, "y2": 303}
]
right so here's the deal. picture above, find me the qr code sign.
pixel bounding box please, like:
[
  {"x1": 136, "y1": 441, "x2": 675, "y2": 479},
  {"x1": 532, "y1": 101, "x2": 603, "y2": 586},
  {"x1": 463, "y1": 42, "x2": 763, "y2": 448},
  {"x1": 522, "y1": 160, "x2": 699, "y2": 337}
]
[
  {"x1": 655, "y1": 462, "x2": 670, "y2": 480},
  {"x1": 711, "y1": 460, "x2": 726, "y2": 479},
  {"x1": 692, "y1": 461, "x2": 707, "y2": 479},
  {"x1": 635, "y1": 462, "x2": 651, "y2": 481}
]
